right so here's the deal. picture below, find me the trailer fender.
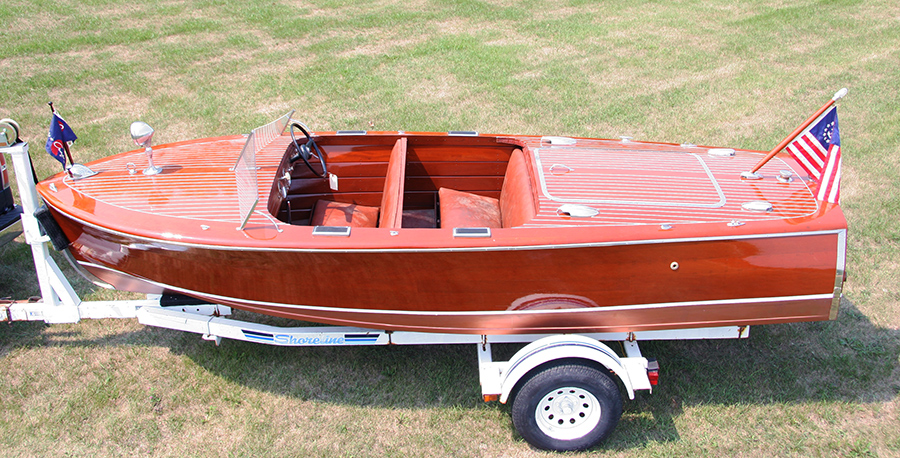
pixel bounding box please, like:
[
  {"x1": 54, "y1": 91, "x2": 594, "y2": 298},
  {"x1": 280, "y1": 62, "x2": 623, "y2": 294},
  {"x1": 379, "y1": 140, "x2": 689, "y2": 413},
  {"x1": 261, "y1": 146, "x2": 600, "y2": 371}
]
[{"x1": 498, "y1": 335, "x2": 637, "y2": 404}]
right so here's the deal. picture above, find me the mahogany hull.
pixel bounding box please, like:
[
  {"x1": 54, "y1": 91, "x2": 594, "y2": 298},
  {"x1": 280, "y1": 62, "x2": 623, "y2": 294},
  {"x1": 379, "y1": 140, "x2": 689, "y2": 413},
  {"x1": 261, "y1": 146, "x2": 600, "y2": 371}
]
[
  {"x1": 35, "y1": 130, "x2": 847, "y2": 334},
  {"x1": 52, "y1": 207, "x2": 844, "y2": 334}
]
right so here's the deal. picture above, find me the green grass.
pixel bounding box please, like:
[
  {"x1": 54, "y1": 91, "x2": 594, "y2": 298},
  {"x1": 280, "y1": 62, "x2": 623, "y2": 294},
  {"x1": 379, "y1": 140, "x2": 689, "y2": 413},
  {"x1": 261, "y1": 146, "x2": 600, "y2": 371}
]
[{"x1": 1, "y1": 0, "x2": 899, "y2": 456}]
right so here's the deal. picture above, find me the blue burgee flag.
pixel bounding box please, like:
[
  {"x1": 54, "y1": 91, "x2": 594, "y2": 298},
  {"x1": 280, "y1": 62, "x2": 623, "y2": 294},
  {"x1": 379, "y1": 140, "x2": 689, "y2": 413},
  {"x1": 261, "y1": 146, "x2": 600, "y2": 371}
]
[{"x1": 46, "y1": 112, "x2": 77, "y2": 167}]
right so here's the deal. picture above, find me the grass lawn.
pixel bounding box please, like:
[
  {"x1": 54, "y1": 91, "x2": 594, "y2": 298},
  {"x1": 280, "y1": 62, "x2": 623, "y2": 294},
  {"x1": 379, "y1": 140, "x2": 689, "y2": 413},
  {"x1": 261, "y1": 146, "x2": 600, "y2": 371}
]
[{"x1": 1, "y1": 0, "x2": 898, "y2": 456}]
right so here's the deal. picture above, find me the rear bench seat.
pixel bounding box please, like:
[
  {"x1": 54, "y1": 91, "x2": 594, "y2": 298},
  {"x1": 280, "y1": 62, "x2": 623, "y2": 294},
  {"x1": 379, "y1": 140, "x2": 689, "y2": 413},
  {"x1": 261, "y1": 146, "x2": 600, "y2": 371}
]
[
  {"x1": 439, "y1": 148, "x2": 536, "y2": 228},
  {"x1": 310, "y1": 137, "x2": 407, "y2": 228}
]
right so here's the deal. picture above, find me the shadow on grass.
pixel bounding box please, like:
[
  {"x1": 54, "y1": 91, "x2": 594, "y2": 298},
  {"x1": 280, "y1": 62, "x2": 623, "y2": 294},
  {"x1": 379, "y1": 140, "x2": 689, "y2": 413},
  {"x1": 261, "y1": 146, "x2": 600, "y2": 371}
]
[
  {"x1": 605, "y1": 297, "x2": 900, "y2": 449},
  {"x1": 1, "y1": 295, "x2": 896, "y2": 451}
]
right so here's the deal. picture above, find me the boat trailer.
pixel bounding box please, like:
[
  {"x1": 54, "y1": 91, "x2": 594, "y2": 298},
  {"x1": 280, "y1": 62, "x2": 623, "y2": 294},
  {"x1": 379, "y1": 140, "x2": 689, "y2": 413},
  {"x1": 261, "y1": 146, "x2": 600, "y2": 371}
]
[{"x1": 1, "y1": 141, "x2": 749, "y2": 451}]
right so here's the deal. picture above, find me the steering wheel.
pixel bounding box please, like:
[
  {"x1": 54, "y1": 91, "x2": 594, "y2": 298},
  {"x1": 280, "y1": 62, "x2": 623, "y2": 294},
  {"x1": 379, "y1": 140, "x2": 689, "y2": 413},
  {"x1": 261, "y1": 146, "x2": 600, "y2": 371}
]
[{"x1": 289, "y1": 122, "x2": 327, "y2": 178}]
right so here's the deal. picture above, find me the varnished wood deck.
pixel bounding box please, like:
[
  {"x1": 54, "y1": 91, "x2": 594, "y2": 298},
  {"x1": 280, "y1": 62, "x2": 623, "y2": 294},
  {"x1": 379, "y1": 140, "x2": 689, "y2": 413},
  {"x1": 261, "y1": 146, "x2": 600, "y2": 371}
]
[
  {"x1": 60, "y1": 132, "x2": 820, "y2": 232},
  {"x1": 520, "y1": 138, "x2": 818, "y2": 227},
  {"x1": 61, "y1": 135, "x2": 289, "y2": 226}
]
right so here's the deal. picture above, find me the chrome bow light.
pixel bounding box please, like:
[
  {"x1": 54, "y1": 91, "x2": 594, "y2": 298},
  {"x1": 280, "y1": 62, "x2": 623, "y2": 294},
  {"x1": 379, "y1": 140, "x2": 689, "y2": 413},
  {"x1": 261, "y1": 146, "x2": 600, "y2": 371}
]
[{"x1": 130, "y1": 121, "x2": 161, "y2": 175}]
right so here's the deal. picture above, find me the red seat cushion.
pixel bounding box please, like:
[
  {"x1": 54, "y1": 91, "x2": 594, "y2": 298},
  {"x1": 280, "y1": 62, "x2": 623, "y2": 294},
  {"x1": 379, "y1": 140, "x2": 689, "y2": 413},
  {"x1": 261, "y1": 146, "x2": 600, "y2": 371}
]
[
  {"x1": 437, "y1": 148, "x2": 536, "y2": 229},
  {"x1": 309, "y1": 138, "x2": 407, "y2": 229},
  {"x1": 310, "y1": 200, "x2": 379, "y2": 227},
  {"x1": 439, "y1": 187, "x2": 501, "y2": 228}
]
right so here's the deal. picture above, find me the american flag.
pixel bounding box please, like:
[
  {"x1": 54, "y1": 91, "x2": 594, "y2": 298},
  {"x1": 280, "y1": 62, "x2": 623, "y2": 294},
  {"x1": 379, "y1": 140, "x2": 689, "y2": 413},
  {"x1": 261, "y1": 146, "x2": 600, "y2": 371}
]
[{"x1": 785, "y1": 106, "x2": 841, "y2": 203}]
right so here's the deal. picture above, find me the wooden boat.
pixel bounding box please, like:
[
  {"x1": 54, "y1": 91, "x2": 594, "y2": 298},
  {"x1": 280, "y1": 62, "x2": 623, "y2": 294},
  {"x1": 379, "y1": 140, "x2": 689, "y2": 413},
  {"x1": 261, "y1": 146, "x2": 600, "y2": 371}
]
[{"x1": 34, "y1": 112, "x2": 847, "y2": 335}]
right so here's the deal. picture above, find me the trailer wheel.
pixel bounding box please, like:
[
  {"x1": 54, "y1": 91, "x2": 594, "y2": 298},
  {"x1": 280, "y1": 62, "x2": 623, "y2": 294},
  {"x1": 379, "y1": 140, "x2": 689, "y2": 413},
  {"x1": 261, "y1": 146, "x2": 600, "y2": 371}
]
[{"x1": 511, "y1": 363, "x2": 622, "y2": 451}]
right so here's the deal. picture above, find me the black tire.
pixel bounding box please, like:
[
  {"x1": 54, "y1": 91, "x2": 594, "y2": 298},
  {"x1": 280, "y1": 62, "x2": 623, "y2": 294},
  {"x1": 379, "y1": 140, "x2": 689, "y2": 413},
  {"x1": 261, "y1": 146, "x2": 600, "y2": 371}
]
[{"x1": 511, "y1": 363, "x2": 622, "y2": 451}]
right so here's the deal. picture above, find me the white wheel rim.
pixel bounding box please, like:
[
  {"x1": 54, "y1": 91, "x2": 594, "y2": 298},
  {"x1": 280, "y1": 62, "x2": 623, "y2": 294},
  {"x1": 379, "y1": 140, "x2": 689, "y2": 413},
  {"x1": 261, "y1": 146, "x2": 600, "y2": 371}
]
[{"x1": 534, "y1": 386, "x2": 602, "y2": 441}]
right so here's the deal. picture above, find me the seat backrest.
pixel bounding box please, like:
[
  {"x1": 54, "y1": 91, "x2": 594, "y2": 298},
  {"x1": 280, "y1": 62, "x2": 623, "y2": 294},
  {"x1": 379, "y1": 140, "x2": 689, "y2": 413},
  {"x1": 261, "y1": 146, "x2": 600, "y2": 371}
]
[
  {"x1": 499, "y1": 148, "x2": 537, "y2": 228},
  {"x1": 378, "y1": 137, "x2": 407, "y2": 228}
]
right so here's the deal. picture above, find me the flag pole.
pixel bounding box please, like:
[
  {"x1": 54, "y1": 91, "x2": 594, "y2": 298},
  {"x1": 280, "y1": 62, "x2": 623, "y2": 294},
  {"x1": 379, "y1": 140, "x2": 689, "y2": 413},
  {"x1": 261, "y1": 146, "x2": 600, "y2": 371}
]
[
  {"x1": 746, "y1": 88, "x2": 847, "y2": 175},
  {"x1": 47, "y1": 102, "x2": 76, "y2": 168}
]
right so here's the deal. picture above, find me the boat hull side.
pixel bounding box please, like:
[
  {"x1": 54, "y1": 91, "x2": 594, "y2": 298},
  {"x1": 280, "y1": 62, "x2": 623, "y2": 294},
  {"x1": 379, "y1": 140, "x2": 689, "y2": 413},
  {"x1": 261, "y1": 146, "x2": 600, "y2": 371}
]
[{"x1": 52, "y1": 209, "x2": 844, "y2": 335}]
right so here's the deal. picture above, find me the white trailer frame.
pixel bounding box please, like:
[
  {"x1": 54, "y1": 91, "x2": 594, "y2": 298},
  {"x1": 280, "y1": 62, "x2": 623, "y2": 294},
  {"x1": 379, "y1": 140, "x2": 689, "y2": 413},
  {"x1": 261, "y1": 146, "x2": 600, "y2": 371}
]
[{"x1": 1, "y1": 141, "x2": 749, "y2": 450}]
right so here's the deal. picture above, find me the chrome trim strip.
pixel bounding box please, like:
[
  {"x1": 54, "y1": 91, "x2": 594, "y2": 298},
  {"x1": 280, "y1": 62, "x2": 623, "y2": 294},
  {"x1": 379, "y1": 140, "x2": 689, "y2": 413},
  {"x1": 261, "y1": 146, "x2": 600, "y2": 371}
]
[
  {"x1": 62, "y1": 247, "x2": 116, "y2": 289},
  {"x1": 44, "y1": 200, "x2": 846, "y2": 254},
  {"x1": 830, "y1": 228, "x2": 847, "y2": 320},
  {"x1": 231, "y1": 293, "x2": 833, "y2": 317}
]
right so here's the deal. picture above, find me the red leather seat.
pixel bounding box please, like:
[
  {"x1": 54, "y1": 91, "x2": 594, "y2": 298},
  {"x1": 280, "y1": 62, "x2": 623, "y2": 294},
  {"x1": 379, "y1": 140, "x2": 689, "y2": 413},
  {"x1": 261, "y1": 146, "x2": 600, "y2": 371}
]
[
  {"x1": 309, "y1": 200, "x2": 379, "y2": 227},
  {"x1": 310, "y1": 138, "x2": 407, "y2": 228},
  {"x1": 438, "y1": 188, "x2": 501, "y2": 228},
  {"x1": 439, "y1": 148, "x2": 536, "y2": 228}
]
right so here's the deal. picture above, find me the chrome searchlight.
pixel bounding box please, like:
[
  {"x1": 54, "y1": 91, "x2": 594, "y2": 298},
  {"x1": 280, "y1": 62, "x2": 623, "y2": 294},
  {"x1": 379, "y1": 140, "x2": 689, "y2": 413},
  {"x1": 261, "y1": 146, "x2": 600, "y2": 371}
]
[{"x1": 130, "y1": 121, "x2": 162, "y2": 175}]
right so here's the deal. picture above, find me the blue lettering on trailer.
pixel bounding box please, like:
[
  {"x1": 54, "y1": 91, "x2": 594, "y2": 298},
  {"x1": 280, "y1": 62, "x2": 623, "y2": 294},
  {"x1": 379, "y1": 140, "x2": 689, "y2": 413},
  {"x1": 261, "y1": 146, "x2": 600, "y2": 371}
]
[
  {"x1": 273, "y1": 334, "x2": 346, "y2": 345},
  {"x1": 239, "y1": 330, "x2": 381, "y2": 345},
  {"x1": 241, "y1": 330, "x2": 344, "y2": 345}
]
